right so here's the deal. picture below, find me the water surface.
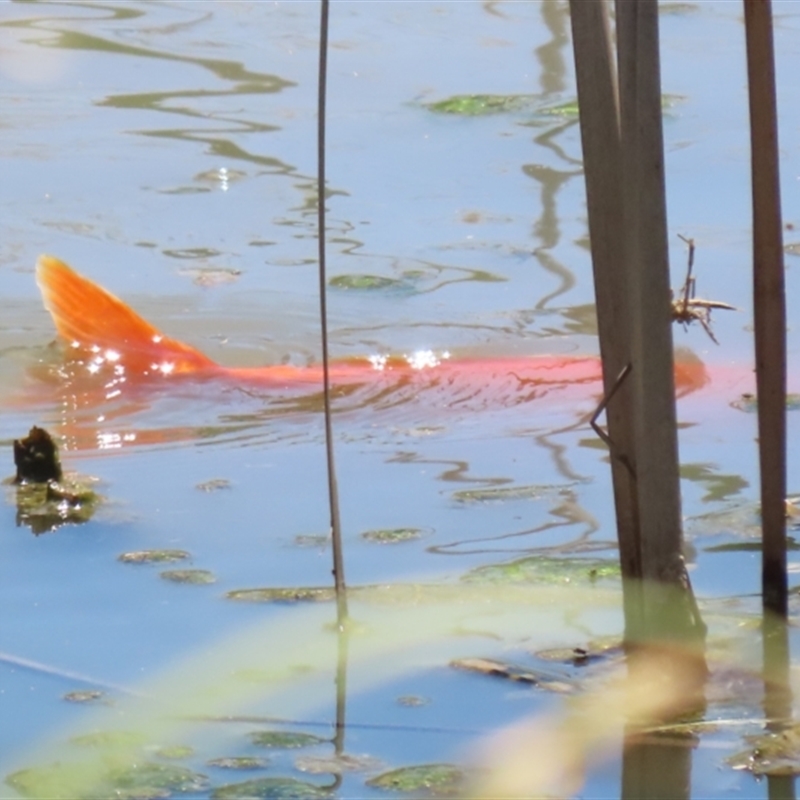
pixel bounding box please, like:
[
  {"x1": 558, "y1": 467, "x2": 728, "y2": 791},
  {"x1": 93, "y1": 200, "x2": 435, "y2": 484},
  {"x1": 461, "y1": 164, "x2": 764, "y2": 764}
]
[{"x1": 2, "y1": 2, "x2": 800, "y2": 798}]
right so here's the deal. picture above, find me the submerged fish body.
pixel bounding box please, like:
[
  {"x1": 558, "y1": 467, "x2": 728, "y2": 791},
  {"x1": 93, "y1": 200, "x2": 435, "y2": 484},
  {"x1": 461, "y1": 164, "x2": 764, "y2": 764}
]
[
  {"x1": 30, "y1": 254, "x2": 743, "y2": 454},
  {"x1": 35, "y1": 254, "x2": 620, "y2": 395}
]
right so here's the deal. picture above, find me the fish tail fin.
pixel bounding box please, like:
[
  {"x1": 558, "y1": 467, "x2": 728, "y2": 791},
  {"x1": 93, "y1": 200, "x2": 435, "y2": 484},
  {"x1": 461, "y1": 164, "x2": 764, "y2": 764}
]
[{"x1": 36, "y1": 255, "x2": 217, "y2": 374}]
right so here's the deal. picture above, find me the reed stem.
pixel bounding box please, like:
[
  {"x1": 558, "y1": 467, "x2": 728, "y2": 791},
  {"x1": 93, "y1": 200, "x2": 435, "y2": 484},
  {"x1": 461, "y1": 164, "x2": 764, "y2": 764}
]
[
  {"x1": 317, "y1": 0, "x2": 348, "y2": 625},
  {"x1": 744, "y1": 0, "x2": 788, "y2": 618}
]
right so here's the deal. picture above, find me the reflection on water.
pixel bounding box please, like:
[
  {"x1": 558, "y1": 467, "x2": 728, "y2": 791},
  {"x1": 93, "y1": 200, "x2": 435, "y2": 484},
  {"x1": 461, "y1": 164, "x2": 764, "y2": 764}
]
[
  {"x1": 430, "y1": 484, "x2": 605, "y2": 559},
  {"x1": 13, "y1": 14, "x2": 299, "y2": 176},
  {"x1": 524, "y1": 1, "x2": 585, "y2": 316},
  {"x1": 536, "y1": 0, "x2": 569, "y2": 96}
]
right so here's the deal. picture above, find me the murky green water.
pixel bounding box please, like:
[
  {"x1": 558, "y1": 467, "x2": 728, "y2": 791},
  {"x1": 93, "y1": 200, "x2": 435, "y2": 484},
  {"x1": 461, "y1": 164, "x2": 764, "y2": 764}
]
[{"x1": 3, "y1": 1, "x2": 800, "y2": 798}]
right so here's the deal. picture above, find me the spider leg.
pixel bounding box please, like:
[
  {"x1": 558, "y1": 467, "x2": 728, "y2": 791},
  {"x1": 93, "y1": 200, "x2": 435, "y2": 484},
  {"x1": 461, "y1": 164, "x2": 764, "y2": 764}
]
[{"x1": 698, "y1": 312, "x2": 719, "y2": 345}]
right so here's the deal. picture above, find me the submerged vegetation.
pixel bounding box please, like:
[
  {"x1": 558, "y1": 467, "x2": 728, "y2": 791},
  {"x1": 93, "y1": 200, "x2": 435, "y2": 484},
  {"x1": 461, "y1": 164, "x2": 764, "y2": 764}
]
[
  {"x1": 1, "y1": 583, "x2": 785, "y2": 799},
  {"x1": 159, "y1": 569, "x2": 217, "y2": 585},
  {"x1": 462, "y1": 556, "x2": 620, "y2": 586},
  {"x1": 423, "y1": 94, "x2": 536, "y2": 116},
  {"x1": 10, "y1": 475, "x2": 101, "y2": 534},
  {"x1": 365, "y1": 763, "x2": 467, "y2": 796},
  {"x1": 6, "y1": 761, "x2": 209, "y2": 799},
  {"x1": 211, "y1": 777, "x2": 332, "y2": 799},
  {"x1": 118, "y1": 550, "x2": 191, "y2": 565},
  {"x1": 360, "y1": 527, "x2": 423, "y2": 544},
  {"x1": 422, "y1": 92, "x2": 684, "y2": 119},
  {"x1": 247, "y1": 731, "x2": 326, "y2": 749}
]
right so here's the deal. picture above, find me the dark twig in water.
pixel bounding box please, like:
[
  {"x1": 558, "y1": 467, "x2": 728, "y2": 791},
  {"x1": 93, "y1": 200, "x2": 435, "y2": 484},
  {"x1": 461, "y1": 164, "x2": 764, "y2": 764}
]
[
  {"x1": 13, "y1": 426, "x2": 62, "y2": 484},
  {"x1": 671, "y1": 234, "x2": 736, "y2": 344},
  {"x1": 590, "y1": 363, "x2": 635, "y2": 478}
]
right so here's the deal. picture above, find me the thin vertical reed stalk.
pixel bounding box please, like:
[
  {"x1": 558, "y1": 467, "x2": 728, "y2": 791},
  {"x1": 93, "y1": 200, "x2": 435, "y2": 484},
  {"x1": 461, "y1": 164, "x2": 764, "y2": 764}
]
[
  {"x1": 568, "y1": 0, "x2": 643, "y2": 635},
  {"x1": 744, "y1": 0, "x2": 788, "y2": 618},
  {"x1": 317, "y1": 0, "x2": 348, "y2": 625}
]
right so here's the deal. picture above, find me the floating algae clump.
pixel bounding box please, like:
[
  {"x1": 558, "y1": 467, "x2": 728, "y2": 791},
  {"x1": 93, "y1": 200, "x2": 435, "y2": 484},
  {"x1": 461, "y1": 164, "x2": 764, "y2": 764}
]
[
  {"x1": 227, "y1": 587, "x2": 336, "y2": 604},
  {"x1": 6, "y1": 761, "x2": 208, "y2": 799},
  {"x1": 366, "y1": 763, "x2": 467, "y2": 796},
  {"x1": 118, "y1": 550, "x2": 191, "y2": 565},
  {"x1": 329, "y1": 274, "x2": 408, "y2": 291},
  {"x1": 159, "y1": 569, "x2": 216, "y2": 585},
  {"x1": 212, "y1": 777, "x2": 331, "y2": 799},
  {"x1": 423, "y1": 92, "x2": 683, "y2": 120},
  {"x1": 207, "y1": 757, "x2": 270, "y2": 770},
  {"x1": 424, "y1": 94, "x2": 533, "y2": 116},
  {"x1": 248, "y1": 731, "x2": 326, "y2": 749},
  {"x1": 361, "y1": 527, "x2": 423, "y2": 544},
  {"x1": 463, "y1": 556, "x2": 620, "y2": 586}
]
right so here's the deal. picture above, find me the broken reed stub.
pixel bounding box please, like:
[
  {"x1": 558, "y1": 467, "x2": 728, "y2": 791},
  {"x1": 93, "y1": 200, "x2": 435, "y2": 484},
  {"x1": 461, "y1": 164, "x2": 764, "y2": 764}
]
[{"x1": 13, "y1": 425, "x2": 63, "y2": 484}]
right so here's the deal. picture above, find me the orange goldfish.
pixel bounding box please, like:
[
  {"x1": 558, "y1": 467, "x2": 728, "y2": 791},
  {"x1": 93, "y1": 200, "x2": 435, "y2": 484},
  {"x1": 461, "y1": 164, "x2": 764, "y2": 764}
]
[
  {"x1": 35, "y1": 254, "x2": 713, "y2": 400},
  {"x1": 26, "y1": 255, "x2": 764, "y2": 452}
]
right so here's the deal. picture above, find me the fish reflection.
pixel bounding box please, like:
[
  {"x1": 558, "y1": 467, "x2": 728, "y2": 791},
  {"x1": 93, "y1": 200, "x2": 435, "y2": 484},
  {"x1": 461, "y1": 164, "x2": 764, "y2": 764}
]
[{"x1": 30, "y1": 255, "x2": 718, "y2": 452}]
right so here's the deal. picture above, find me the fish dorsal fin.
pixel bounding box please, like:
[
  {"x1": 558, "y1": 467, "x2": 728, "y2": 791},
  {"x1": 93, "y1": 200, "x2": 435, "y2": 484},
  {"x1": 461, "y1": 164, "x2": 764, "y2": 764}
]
[{"x1": 36, "y1": 255, "x2": 216, "y2": 375}]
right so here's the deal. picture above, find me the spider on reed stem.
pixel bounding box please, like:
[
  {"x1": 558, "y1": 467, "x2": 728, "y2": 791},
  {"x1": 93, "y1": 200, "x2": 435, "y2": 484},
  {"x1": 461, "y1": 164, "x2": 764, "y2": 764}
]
[{"x1": 671, "y1": 234, "x2": 736, "y2": 344}]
